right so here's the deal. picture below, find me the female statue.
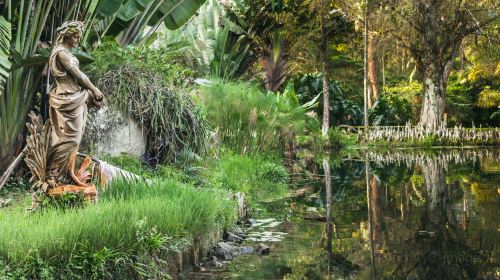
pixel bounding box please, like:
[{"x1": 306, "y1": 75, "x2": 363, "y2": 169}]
[{"x1": 46, "y1": 21, "x2": 104, "y2": 187}]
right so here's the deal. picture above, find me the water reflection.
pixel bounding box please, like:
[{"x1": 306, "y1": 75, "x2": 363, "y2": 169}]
[
  {"x1": 323, "y1": 158, "x2": 333, "y2": 278},
  {"x1": 191, "y1": 149, "x2": 499, "y2": 279},
  {"x1": 335, "y1": 148, "x2": 499, "y2": 280}
]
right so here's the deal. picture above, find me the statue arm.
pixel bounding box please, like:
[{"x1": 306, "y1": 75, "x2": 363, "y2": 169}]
[{"x1": 57, "y1": 51, "x2": 104, "y2": 100}]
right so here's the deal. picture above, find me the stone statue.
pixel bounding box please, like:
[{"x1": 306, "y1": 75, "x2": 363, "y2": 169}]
[
  {"x1": 46, "y1": 21, "x2": 104, "y2": 188},
  {"x1": 23, "y1": 21, "x2": 104, "y2": 203}
]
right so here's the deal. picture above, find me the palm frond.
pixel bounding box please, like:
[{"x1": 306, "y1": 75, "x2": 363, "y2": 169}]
[
  {"x1": 0, "y1": 16, "x2": 11, "y2": 93},
  {"x1": 260, "y1": 31, "x2": 290, "y2": 92}
]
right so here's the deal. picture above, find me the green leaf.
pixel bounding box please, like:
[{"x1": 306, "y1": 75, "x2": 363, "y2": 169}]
[
  {"x1": 96, "y1": 0, "x2": 127, "y2": 19},
  {"x1": 162, "y1": 0, "x2": 207, "y2": 30},
  {"x1": 0, "y1": 16, "x2": 11, "y2": 92},
  {"x1": 72, "y1": 48, "x2": 95, "y2": 64},
  {"x1": 11, "y1": 54, "x2": 47, "y2": 70},
  {"x1": 117, "y1": 0, "x2": 146, "y2": 22}
]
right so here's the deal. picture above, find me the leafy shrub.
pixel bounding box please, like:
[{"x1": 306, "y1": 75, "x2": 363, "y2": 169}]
[
  {"x1": 328, "y1": 128, "x2": 355, "y2": 148},
  {"x1": 369, "y1": 94, "x2": 413, "y2": 125},
  {"x1": 293, "y1": 74, "x2": 363, "y2": 126},
  {"x1": 89, "y1": 39, "x2": 195, "y2": 85}
]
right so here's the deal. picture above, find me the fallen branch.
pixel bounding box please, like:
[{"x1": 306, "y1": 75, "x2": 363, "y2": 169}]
[{"x1": 0, "y1": 147, "x2": 27, "y2": 191}]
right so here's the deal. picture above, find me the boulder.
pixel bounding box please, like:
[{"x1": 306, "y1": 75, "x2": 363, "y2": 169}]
[
  {"x1": 225, "y1": 232, "x2": 244, "y2": 243},
  {"x1": 256, "y1": 243, "x2": 270, "y2": 255},
  {"x1": 82, "y1": 106, "x2": 145, "y2": 157},
  {"x1": 213, "y1": 242, "x2": 240, "y2": 261}
]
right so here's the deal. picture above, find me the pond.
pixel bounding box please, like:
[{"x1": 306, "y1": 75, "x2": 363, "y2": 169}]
[{"x1": 189, "y1": 148, "x2": 499, "y2": 279}]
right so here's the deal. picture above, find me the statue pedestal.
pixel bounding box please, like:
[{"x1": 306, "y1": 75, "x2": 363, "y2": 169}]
[{"x1": 47, "y1": 184, "x2": 98, "y2": 202}]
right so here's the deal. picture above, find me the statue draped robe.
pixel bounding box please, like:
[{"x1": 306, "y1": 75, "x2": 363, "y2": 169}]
[{"x1": 46, "y1": 44, "x2": 91, "y2": 182}]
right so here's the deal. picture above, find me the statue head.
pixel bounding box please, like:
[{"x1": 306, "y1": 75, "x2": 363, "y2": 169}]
[{"x1": 56, "y1": 21, "x2": 84, "y2": 47}]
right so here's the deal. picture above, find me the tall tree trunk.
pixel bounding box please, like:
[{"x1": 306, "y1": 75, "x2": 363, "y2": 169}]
[
  {"x1": 320, "y1": 0, "x2": 329, "y2": 136},
  {"x1": 418, "y1": 64, "x2": 447, "y2": 131},
  {"x1": 367, "y1": 34, "x2": 378, "y2": 108}
]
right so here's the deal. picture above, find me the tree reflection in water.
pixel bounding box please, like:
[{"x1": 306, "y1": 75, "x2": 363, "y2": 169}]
[
  {"x1": 198, "y1": 149, "x2": 498, "y2": 280},
  {"x1": 350, "y1": 148, "x2": 499, "y2": 280}
]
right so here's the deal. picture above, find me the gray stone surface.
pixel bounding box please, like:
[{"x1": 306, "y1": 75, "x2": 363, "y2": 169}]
[{"x1": 81, "y1": 106, "x2": 145, "y2": 157}]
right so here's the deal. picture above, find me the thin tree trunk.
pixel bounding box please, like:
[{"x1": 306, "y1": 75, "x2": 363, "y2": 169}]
[
  {"x1": 382, "y1": 49, "x2": 385, "y2": 88},
  {"x1": 320, "y1": 0, "x2": 329, "y2": 136},
  {"x1": 363, "y1": 0, "x2": 369, "y2": 129},
  {"x1": 367, "y1": 35, "x2": 378, "y2": 107},
  {"x1": 323, "y1": 158, "x2": 333, "y2": 276}
]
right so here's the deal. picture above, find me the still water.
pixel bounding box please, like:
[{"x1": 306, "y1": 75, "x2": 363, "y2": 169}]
[{"x1": 191, "y1": 148, "x2": 499, "y2": 279}]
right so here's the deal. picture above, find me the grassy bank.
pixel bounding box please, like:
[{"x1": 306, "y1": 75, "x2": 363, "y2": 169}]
[
  {"x1": 0, "y1": 151, "x2": 293, "y2": 279},
  {"x1": 0, "y1": 178, "x2": 234, "y2": 279}
]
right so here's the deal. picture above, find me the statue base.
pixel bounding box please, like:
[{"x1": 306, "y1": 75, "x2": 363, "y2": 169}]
[{"x1": 47, "y1": 184, "x2": 98, "y2": 202}]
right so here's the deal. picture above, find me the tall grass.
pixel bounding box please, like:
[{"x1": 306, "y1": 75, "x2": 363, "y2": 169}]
[
  {"x1": 201, "y1": 81, "x2": 309, "y2": 155},
  {"x1": 198, "y1": 152, "x2": 289, "y2": 204},
  {"x1": 0, "y1": 179, "x2": 234, "y2": 278}
]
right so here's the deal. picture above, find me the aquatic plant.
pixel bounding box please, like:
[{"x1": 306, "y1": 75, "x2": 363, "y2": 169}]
[{"x1": 198, "y1": 152, "x2": 289, "y2": 204}]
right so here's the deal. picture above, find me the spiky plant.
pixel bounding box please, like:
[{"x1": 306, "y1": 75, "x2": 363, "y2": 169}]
[
  {"x1": 24, "y1": 112, "x2": 51, "y2": 192},
  {"x1": 258, "y1": 31, "x2": 290, "y2": 92}
]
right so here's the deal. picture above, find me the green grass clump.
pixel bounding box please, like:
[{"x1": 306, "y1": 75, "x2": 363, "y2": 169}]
[
  {"x1": 199, "y1": 152, "x2": 289, "y2": 204},
  {"x1": 0, "y1": 179, "x2": 234, "y2": 279}
]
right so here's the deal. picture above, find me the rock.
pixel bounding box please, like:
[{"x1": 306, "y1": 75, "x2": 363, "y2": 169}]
[
  {"x1": 256, "y1": 243, "x2": 270, "y2": 255},
  {"x1": 226, "y1": 232, "x2": 244, "y2": 243},
  {"x1": 0, "y1": 198, "x2": 12, "y2": 208},
  {"x1": 246, "y1": 218, "x2": 257, "y2": 225},
  {"x1": 81, "y1": 106, "x2": 145, "y2": 157},
  {"x1": 194, "y1": 264, "x2": 206, "y2": 272},
  {"x1": 213, "y1": 242, "x2": 239, "y2": 261},
  {"x1": 232, "y1": 226, "x2": 246, "y2": 237},
  {"x1": 207, "y1": 256, "x2": 223, "y2": 269},
  {"x1": 240, "y1": 246, "x2": 254, "y2": 255}
]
